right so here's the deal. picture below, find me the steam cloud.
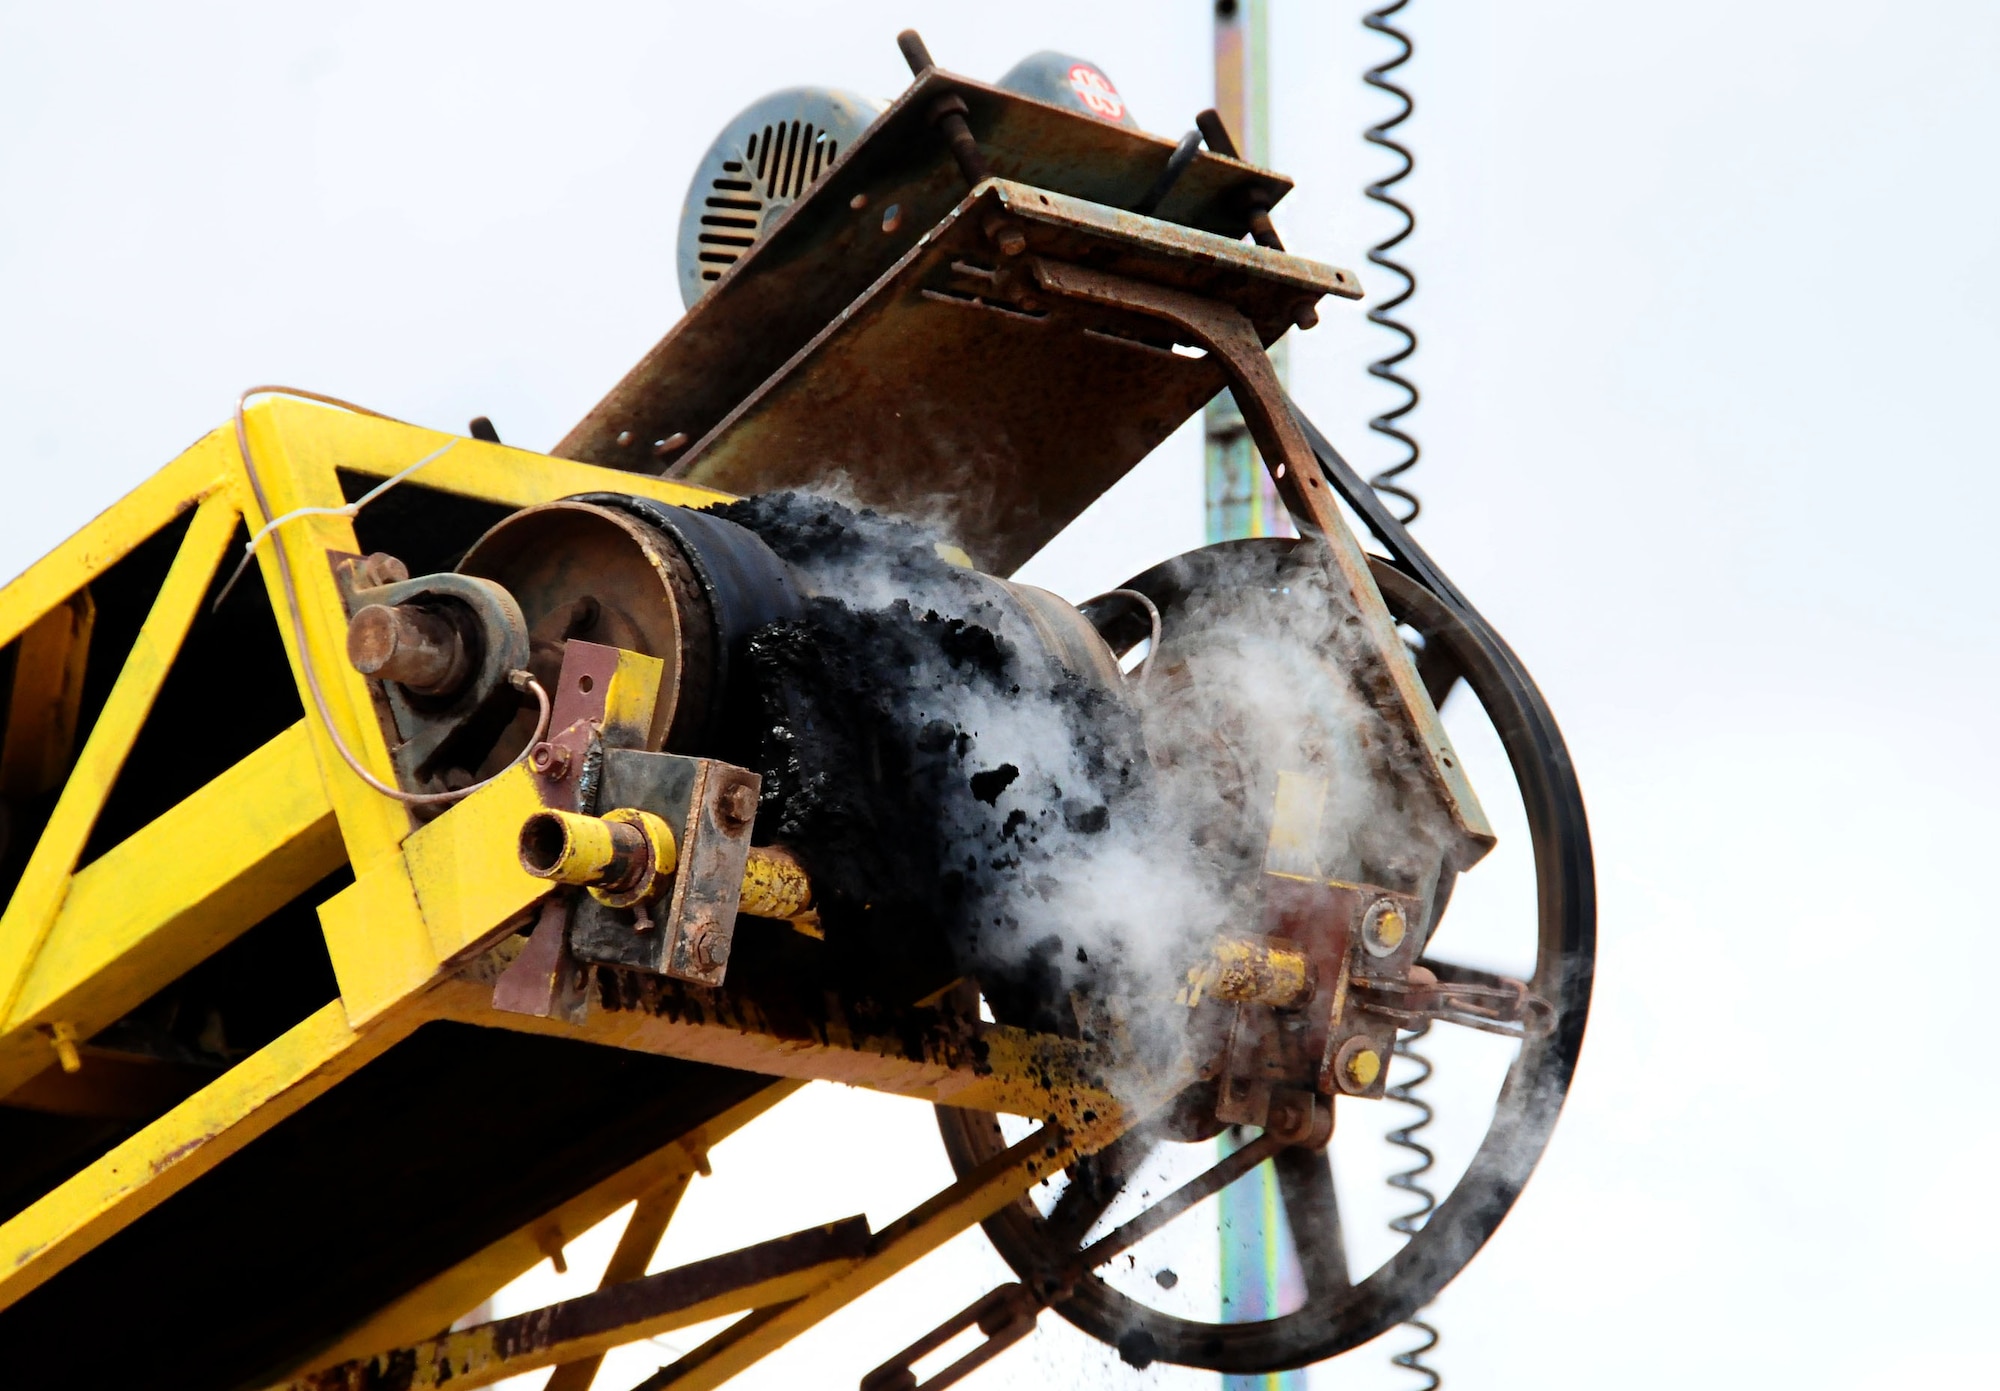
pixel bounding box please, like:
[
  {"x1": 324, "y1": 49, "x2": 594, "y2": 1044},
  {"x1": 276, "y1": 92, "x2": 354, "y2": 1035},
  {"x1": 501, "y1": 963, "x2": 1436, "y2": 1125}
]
[{"x1": 710, "y1": 492, "x2": 1454, "y2": 1096}]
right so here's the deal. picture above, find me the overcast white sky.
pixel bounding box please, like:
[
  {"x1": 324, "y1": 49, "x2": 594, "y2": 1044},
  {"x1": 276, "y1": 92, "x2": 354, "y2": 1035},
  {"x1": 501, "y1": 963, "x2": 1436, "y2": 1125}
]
[{"x1": 2, "y1": 2, "x2": 1995, "y2": 1387}]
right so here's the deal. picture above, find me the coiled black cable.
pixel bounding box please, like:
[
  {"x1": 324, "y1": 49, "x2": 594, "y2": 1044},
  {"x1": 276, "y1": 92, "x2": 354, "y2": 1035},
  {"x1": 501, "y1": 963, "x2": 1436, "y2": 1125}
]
[
  {"x1": 1366, "y1": 4, "x2": 1440, "y2": 1380},
  {"x1": 1363, "y1": 0, "x2": 1421, "y2": 523},
  {"x1": 1387, "y1": 1022, "x2": 1442, "y2": 1389}
]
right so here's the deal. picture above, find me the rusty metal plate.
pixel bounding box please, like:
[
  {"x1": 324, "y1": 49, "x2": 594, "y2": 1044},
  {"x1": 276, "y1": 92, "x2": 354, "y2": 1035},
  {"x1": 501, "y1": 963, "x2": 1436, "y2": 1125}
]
[
  {"x1": 655, "y1": 181, "x2": 1357, "y2": 574},
  {"x1": 567, "y1": 749, "x2": 760, "y2": 987},
  {"x1": 555, "y1": 65, "x2": 1297, "y2": 478}
]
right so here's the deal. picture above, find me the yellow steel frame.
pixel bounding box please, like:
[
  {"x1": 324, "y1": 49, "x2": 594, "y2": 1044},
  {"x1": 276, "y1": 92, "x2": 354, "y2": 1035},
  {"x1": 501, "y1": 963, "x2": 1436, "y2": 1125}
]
[{"x1": 0, "y1": 398, "x2": 1137, "y2": 1383}]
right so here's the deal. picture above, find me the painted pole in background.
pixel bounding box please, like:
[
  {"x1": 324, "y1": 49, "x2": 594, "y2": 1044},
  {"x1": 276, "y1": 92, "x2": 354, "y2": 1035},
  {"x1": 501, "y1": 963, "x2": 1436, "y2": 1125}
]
[{"x1": 1212, "y1": 2, "x2": 1304, "y2": 1386}]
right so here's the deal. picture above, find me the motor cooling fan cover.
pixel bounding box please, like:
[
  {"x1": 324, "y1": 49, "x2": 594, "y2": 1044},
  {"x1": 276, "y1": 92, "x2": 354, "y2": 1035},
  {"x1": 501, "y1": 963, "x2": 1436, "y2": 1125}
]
[{"x1": 674, "y1": 86, "x2": 886, "y2": 309}]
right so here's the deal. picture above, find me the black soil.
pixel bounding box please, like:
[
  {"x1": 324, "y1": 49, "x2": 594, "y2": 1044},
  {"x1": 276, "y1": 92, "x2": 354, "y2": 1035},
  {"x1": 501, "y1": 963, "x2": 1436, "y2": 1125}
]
[{"x1": 706, "y1": 494, "x2": 1148, "y2": 1025}]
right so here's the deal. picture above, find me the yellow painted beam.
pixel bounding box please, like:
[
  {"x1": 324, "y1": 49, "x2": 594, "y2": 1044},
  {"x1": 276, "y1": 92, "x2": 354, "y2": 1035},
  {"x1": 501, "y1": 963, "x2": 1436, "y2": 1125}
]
[
  {"x1": 0, "y1": 997, "x2": 426, "y2": 1308},
  {"x1": 237, "y1": 400, "x2": 412, "y2": 876},
  {"x1": 289, "y1": 1080, "x2": 804, "y2": 1375},
  {"x1": 403, "y1": 764, "x2": 551, "y2": 963},
  {"x1": 319, "y1": 765, "x2": 551, "y2": 1025},
  {"x1": 0, "y1": 493, "x2": 240, "y2": 1026},
  {"x1": 0, "y1": 433, "x2": 231, "y2": 651},
  {"x1": 0, "y1": 723, "x2": 343, "y2": 1101},
  {"x1": 317, "y1": 854, "x2": 433, "y2": 1027},
  {"x1": 301, "y1": 401, "x2": 732, "y2": 515},
  {"x1": 434, "y1": 974, "x2": 1126, "y2": 1130}
]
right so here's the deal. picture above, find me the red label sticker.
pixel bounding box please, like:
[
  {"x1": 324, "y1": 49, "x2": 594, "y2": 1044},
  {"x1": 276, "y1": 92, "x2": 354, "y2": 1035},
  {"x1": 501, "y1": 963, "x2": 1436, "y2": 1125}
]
[{"x1": 1068, "y1": 64, "x2": 1126, "y2": 122}]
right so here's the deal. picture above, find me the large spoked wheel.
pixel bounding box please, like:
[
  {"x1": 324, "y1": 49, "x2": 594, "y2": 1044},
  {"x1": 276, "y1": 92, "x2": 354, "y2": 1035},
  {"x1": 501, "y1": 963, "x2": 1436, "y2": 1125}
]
[{"x1": 935, "y1": 544, "x2": 1595, "y2": 1374}]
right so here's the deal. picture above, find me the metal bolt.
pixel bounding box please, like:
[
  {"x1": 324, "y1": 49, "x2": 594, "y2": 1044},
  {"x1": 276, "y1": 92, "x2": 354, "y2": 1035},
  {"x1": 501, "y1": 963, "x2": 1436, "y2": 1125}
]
[
  {"x1": 1362, "y1": 899, "x2": 1407, "y2": 958},
  {"x1": 683, "y1": 918, "x2": 720, "y2": 971},
  {"x1": 717, "y1": 781, "x2": 759, "y2": 827},
  {"x1": 355, "y1": 552, "x2": 410, "y2": 588},
  {"x1": 1336, "y1": 1039, "x2": 1383, "y2": 1093},
  {"x1": 616, "y1": 430, "x2": 635, "y2": 448},
  {"x1": 651, "y1": 431, "x2": 689, "y2": 460},
  {"x1": 347, "y1": 602, "x2": 470, "y2": 696},
  {"x1": 46, "y1": 1021, "x2": 82, "y2": 1075},
  {"x1": 527, "y1": 742, "x2": 572, "y2": 778}
]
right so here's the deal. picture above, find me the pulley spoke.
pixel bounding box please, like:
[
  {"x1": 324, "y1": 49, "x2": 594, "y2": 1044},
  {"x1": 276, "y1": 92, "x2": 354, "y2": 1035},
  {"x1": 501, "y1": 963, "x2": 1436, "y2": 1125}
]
[
  {"x1": 1045, "y1": 1128, "x2": 1158, "y2": 1248},
  {"x1": 1078, "y1": 1131, "x2": 1283, "y2": 1272},
  {"x1": 1273, "y1": 1146, "x2": 1351, "y2": 1297}
]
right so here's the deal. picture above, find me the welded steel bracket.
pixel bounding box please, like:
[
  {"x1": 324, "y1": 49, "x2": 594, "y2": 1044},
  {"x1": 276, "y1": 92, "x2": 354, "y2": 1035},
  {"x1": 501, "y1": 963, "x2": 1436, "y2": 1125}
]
[
  {"x1": 1030, "y1": 258, "x2": 1494, "y2": 869},
  {"x1": 566, "y1": 749, "x2": 761, "y2": 987},
  {"x1": 494, "y1": 638, "x2": 663, "y2": 1018}
]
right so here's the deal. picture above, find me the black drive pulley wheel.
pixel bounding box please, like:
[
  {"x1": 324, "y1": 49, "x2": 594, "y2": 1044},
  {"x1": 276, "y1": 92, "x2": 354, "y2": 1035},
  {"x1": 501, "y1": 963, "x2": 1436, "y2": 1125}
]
[{"x1": 935, "y1": 527, "x2": 1596, "y2": 1374}]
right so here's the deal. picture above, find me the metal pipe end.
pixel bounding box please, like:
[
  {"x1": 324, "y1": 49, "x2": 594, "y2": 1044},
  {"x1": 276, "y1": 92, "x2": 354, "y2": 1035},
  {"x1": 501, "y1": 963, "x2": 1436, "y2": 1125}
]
[{"x1": 519, "y1": 809, "x2": 618, "y2": 884}]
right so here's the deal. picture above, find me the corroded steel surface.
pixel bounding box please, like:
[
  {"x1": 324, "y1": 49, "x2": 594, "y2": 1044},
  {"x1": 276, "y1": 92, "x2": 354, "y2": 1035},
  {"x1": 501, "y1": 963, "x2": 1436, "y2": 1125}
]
[
  {"x1": 655, "y1": 180, "x2": 1355, "y2": 573},
  {"x1": 275, "y1": 1218, "x2": 871, "y2": 1391},
  {"x1": 556, "y1": 65, "x2": 1296, "y2": 481}
]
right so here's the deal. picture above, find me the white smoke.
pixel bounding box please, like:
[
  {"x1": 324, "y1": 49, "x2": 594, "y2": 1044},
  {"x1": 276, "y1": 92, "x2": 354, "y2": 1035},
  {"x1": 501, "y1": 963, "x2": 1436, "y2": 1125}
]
[{"x1": 744, "y1": 494, "x2": 1456, "y2": 1102}]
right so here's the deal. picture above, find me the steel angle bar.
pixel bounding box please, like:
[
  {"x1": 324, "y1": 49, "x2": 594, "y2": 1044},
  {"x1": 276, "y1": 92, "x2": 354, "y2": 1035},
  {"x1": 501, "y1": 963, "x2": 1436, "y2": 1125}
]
[
  {"x1": 631, "y1": 1121, "x2": 1096, "y2": 1391},
  {"x1": 270, "y1": 1217, "x2": 872, "y2": 1391},
  {"x1": 542, "y1": 1161, "x2": 697, "y2": 1391}
]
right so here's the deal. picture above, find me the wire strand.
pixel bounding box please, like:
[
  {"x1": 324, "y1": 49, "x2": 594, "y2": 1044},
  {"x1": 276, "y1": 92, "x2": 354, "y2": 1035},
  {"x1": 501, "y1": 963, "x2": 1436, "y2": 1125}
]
[
  {"x1": 212, "y1": 438, "x2": 459, "y2": 612},
  {"x1": 231, "y1": 386, "x2": 549, "y2": 807}
]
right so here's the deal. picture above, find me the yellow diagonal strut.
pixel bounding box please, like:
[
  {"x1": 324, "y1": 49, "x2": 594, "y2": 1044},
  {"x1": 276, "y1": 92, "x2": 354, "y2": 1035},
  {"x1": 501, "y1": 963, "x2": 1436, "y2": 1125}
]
[{"x1": 0, "y1": 492, "x2": 240, "y2": 1029}]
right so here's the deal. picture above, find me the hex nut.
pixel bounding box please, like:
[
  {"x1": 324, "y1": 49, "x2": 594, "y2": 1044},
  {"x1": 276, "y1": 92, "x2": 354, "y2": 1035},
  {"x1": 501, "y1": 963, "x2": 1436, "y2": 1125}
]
[
  {"x1": 356, "y1": 552, "x2": 410, "y2": 588},
  {"x1": 717, "y1": 782, "x2": 759, "y2": 827}
]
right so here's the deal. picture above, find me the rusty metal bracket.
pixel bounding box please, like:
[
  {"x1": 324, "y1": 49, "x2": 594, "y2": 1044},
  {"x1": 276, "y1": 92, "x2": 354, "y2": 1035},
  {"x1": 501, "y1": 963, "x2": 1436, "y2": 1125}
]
[
  {"x1": 494, "y1": 639, "x2": 663, "y2": 1017},
  {"x1": 562, "y1": 749, "x2": 760, "y2": 986},
  {"x1": 1030, "y1": 257, "x2": 1492, "y2": 869},
  {"x1": 268, "y1": 1216, "x2": 871, "y2": 1391}
]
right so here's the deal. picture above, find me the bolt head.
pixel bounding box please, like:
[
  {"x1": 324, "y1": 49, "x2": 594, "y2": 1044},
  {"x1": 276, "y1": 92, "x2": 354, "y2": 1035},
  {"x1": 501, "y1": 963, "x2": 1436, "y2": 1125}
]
[
  {"x1": 1362, "y1": 899, "x2": 1408, "y2": 957},
  {"x1": 1334, "y1": 1036, "x2": 1384, "y2": 1094},
  {"x1": 356, "y1": 552, "x2": 410, "y2": 588},
  {"x1": 1345, "y1": 1048, "x2": 1382, "y2": 1091},
  {"x1": 717, "y1": 782, "x2": 759, "y2": 826},
  {"x1": 528, "y1": 742, "x2": 572, "y2": 778}
]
